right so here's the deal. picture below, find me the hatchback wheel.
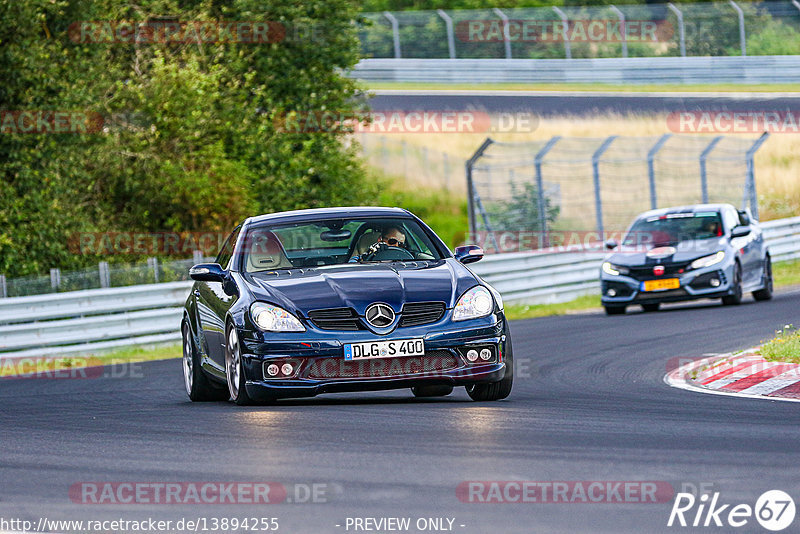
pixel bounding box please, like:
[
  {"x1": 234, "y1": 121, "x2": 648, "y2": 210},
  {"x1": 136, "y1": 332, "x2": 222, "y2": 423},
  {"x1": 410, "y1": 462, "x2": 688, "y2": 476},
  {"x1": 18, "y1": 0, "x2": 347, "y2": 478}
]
[
  {"x1": 753, "y1": 256, "x2": 773, "y2": 301},
  {"x1": 722, "y1": 263, "x2": 743, "y2": 305}
]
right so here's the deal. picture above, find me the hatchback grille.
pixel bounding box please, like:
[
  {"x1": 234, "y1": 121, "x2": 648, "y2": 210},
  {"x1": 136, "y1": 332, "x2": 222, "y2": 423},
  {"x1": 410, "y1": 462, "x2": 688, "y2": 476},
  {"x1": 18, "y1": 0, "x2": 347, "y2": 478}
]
[
  {"x1": 400, "y1": 302, "x2": 446, "y2": 327},
  {"x1": 627, "y1": 263, "x2": 690, "y2": 281},
  {"x1": 307, "y1": 308, "x2": 363, "y2": 331},
  {"x1": 305, "y1": 350, "x2": 459, "y2": 379}
]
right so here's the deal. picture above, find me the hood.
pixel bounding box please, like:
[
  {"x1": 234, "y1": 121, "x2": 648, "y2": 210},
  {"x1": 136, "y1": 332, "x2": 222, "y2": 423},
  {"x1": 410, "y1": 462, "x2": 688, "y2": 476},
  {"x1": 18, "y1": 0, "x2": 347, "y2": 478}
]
[
  {"x1": 605, "y1": 237, "x2": 727, "y2": 267},
  {"x1": 241, "y1": 260, "x2": 480, "y2": 316}
]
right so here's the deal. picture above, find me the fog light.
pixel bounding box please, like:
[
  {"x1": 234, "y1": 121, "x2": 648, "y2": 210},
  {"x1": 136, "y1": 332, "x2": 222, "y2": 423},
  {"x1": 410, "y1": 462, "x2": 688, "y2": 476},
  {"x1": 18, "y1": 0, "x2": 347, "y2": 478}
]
[
  {"x1": 266, "y1": 364, "x2": 279, "y2": 377},
  {"x1": 281, "y1": 363, "x2": 294, "y2": 376},
  {"x1": 466, "y1": 349, "x2": 479, "y2": 362},
  {"x1": 710, "y1": 278, "x2": 720, "y2": 287},
  {"x1": 480, "y1": 348, "x2": 492, "y2": 361},
  {"x1": 607, "y1": 288, "x2": 617, "y2": 297}
]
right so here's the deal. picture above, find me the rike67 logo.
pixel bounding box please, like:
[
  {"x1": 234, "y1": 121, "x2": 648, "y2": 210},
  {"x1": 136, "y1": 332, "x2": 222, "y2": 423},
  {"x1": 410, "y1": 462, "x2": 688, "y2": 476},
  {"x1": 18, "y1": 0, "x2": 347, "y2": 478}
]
[{"x1": 668, "y1": 490, "x2": 795, "y2": 531}]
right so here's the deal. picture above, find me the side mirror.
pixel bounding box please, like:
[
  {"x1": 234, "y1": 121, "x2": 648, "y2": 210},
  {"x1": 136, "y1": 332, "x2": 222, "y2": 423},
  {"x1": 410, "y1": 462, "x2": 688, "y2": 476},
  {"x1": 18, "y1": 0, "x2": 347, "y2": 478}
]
[
  {"x1": 737, "y1": 209, "x2": 751, "y2": 225},
  {"x1": 189, "y1": 263, "x2": 226, "y2": 282},
  {"x1": 605, "y1": 239, "x2": 619, "y2": 250},
  {"x1": 454, "y1": 245, "x2": 484, "y2": 264},
  {"x1": 731, "y1": 226, "x2": 751, "y2": 238}
]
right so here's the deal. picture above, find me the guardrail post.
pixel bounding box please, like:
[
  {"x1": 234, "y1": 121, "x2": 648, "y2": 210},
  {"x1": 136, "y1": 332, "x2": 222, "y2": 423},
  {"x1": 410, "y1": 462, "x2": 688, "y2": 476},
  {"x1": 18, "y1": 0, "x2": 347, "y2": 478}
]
[
  {"x1": 436, "y1": 9, "x2": 456, "y2": 59},
  {"x1": 745, "y1": 132, "x2": 769, "y2": 220},
  {"x1": 383, "y1": 12, "x2": 402, "y2": 58},
  {"x1": 609, "y1": 5, "x2": 628, "y2": 58},
  {"x1": 0, "y1": 274, "x2": 6, "y2": 298},
  {"x1": 193, "y1": 250, "x2": 204, "y2": 264},
  {"x1": 465, "y1": 138, "x2": 495, "y2": 240},
  {"x1": 492, "y1": 8, "x2": 513, "y2": 59},
  {"x1": 99, "y1": 261, "x2": 110, "y2": 288},
  {"x1": 534, "y1": 136, "x2": 562, "y2": 247},
  {"x1": 699, "y1": 136, "x2": 723, "y2": 204},
  {"x1": 592, "y1": 136, "x2": 617, "y2": 238},
  {"x1": 729, "y1": 0, "x2": 746, "y2": 56},
  {"x1": 147, "y1": 257, "x2": 160, "y2": 283},
  {"x1": 50, "y1": 268, "x2": 61, "y2": 292},
  {"x1": 647, "y1": 134, "x2": 672, "y2": 209},
  {"x1": 667, "y1": 3, "x2": 686, "y2": 57},
  {"x1": 552, "y1": 7, "x2": 572, "y2": 59}
]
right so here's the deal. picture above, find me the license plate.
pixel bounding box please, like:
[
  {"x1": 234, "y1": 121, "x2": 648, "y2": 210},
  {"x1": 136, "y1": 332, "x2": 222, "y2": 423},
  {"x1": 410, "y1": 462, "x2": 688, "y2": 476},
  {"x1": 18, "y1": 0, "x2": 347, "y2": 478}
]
[
  {"x1": 343, "y1": 338, "x2": 425, "y2": 361},
  {"x1": 641, "y1": 278, "x2": 680, "y2": 292}
]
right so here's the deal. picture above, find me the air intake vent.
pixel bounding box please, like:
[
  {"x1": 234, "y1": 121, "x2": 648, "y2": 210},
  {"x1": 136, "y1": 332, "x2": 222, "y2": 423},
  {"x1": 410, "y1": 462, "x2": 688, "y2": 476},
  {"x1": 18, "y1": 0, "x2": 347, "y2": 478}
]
[
  {"x1": 308, "y1": 308, "x2": 363, "y2": 331},
  {"x1": 400, "y1": 302, "x2": 446, "y2": 327}
]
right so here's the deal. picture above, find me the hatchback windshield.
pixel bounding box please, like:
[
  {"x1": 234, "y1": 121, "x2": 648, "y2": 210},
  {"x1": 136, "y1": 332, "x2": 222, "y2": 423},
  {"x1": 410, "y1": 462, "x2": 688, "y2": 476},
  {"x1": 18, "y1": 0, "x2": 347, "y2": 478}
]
[
  {"x1": 623, "y1": 211, "x2": 724, "y2": 246},
  {"x1": 241, "y1": 218, "x2": 444, "y2": 272}
]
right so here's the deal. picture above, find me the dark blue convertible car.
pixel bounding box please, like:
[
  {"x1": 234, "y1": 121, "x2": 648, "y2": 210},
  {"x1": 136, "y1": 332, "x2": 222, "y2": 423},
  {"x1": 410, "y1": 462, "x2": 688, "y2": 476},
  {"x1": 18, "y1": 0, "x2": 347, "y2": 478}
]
[{"x1": 181, "y1": 207, "x2": 512, "y2": 405}]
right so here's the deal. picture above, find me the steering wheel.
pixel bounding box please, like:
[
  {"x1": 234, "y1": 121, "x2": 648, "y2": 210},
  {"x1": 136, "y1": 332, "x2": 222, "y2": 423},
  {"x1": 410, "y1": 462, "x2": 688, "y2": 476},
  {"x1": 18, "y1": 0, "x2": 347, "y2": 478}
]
[{"x1": 360, "y1": 242, "x2": 415, "y2": 262}]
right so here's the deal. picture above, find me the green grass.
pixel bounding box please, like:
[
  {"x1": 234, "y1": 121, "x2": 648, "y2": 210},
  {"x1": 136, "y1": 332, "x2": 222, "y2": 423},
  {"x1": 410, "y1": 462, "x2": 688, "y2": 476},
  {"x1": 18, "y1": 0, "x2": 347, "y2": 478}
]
[
  {"x1": 761, "y1": 325, "x2": 800, "y2": 364},
  {"x1": 505, "y1": 295, "x2": 601, "y2": 320},
  {"x1": 774, "y1": 259, "x2": 800, "y2": 287},
  {"x1": 0, "y1": 343, "x2": 181, "y2": 377},
  {"x1": 367, "y1": 81, "x2": 800, "y2": 93}
]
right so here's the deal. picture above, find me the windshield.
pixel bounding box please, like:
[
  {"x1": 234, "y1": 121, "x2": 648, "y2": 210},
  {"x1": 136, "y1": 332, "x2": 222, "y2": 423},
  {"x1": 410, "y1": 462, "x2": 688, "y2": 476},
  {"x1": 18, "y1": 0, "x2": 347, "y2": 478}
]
[
  {"x1": 623, "y1": 211, "x2": 724, "y2": 247},
  {"x1": 240, "y1": 217, "x2": 445, "y2": 272}
]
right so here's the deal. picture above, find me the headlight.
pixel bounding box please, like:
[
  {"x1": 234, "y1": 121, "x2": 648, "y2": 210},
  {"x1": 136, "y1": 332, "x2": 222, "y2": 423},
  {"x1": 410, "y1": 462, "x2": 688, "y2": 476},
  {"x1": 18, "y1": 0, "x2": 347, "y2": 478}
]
[
  {"x1": 453, "y1": 286, "x2": 495, "y2": 321},
  {"x1": 602, "y1": 262, "x2": 628, "y2": 276},
  {"x1": 250, "y1": 302, "x2": 305, "y2": 332},
  {"x1": 690, "y1": 251, "x2": 725, "y2": 270}
]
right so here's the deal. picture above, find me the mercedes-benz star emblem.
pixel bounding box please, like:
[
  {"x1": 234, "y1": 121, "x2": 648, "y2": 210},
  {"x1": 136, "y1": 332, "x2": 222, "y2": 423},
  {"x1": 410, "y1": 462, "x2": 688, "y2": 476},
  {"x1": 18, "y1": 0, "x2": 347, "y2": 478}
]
[{"x1": 365, "y1": 303, "x2": 395, "y2": 328}]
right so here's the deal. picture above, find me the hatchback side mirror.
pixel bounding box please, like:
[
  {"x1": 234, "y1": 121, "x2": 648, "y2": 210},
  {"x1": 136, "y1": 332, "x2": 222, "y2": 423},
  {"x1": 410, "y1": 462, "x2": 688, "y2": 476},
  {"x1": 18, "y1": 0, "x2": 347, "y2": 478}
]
[
  {"x1": 189, "y1": 263, "x2": 226, "y2": 282},
  {"x1": 605, "y1": 239, "x2": 619, "y2": 250},
  {"x1": 454, "y1": 245, "x2": 484, "y2": 264},
  {"x1": 731, "y1": 226, "x2": 751, "y2": 238}
]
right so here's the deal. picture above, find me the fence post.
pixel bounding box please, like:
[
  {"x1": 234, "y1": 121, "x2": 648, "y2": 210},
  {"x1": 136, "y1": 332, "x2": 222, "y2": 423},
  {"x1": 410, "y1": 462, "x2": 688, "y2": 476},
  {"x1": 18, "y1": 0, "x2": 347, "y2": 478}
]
[
  {"x1": 592, "y1": 136, "x2": 617, "y2": 238},
  {"x1": 50, "y1": 268, "x2": 61, "y2": 292},
  {"x1": 0, "y1": 274, "x2": 6, "y2": 298},
  {"x1": 552, "y1": 7, "x2": 572, "y2": 59},
  {"x1": 383, "y1": 12, "x2": 402, "y2": 58},
  {"x1": 534, "y1": 136, "x2": 562, "y2": 247},
  {"x1": 647, "y1": 134, "x2": 672, "y2": 209},
  {"x1": 147, "y1": 257, "x2": 160, "y2": 283},
  {"x1": 465, "y1": 138, "x2": 495, "y2": 240},
  {"x1": 745, "y1": 132, "x2": 769, "y2": 219},
  {"x1": 99, "y1": 261, "x2": 110, "y2": 288},
  {"x1": 193, "y1": 249, "x2": 204, "y2": 264},
  {"x1": 667, "y1": 3, "x2": 686, "y2": 57},
  {"x1": 699, "y1": 136, "x2": 723, "y2": 204},
  {"x1": 437, "y1": 9, "x2": 456, "y2": 59},
  {"x1": 492, "y1": 8, "x2": 513, "y2": 59},
  {"x1": 729, "y1": 0, "x2": 746, "y2": 56},
  {"x1": 609, "y1": 5, "x2": 628, "y2": 58}
]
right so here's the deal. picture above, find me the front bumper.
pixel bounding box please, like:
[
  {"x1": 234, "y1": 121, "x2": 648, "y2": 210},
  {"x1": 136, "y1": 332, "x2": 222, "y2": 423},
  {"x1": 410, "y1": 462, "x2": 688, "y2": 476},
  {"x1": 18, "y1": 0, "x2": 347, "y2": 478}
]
[
  {"x1": 600, "y1": 262, "x2": 736, "y2": 306},
  {"x1": 237, "y1": 314, "x2": 510, "y2": 400}
]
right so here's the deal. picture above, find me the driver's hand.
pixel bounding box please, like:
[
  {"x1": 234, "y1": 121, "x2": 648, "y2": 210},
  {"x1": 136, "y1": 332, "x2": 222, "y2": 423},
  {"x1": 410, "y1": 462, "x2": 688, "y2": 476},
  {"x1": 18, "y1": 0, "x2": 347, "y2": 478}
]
[{"x1": 359, "y1": 241, "x2": 387, "y2": 262}]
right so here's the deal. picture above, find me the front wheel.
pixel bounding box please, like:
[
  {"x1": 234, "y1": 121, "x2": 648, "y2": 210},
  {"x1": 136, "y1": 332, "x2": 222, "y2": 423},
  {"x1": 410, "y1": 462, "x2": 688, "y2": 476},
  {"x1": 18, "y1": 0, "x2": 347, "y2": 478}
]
[
  {"x1": 466, "y1": 337, "x2": 513, "y2": 402},
  {"x1": 226, "y1": 326, "x2": 255, "y2": 406},
  {"x1": 182, "y1": 322, "x2": 227, "y2": 402},
  {"x1": 753, "y1": 256, "x2": 773, "y2": 301},
  {"x1": 722, "y1": 263, "x2": 743, "y2": 306}
]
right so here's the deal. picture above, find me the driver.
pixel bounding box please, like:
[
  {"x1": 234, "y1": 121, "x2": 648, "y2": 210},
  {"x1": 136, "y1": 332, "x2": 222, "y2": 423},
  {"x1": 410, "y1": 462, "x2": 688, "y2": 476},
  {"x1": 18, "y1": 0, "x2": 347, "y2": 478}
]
[{"x1": 351, "y1": 225, "x2": 407, "y2": 262}]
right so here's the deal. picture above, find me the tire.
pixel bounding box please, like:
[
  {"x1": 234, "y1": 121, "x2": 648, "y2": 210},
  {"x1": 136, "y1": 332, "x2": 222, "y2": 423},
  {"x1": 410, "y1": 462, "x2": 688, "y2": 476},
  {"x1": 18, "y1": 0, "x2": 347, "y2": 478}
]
[
  {"x1": 466, "y1": 335, "x2": 513, "y2": 402},
  {"x1": 722, "y1": 263, "x2": 743, "y2": 306},
  {"x1": 225, "y1": 325, "x2": 256, "y2": 406},
  {"x1": 182, "y1": 322, "x2": 227, "y2": 402},
  {"x1": 641, "y1": 303, "x2": 660, "y2": 312},
  {"x1": 411, "y1": 385, "x2": 454, "y2": 398},
  {"x1": 753, "y1": 256, "x2": 773, "y2": 301},
  {"x1": 604, "y1": 305, "x2": 626, "y2": 315}
]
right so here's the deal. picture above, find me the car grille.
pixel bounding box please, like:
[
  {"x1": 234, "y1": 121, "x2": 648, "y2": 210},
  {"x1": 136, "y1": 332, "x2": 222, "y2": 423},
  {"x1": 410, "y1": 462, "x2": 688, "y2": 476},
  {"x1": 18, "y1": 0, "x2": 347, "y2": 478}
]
[
  {"x1": 307, "y1": 308, "x2": 363, "y2": 331},
  {"x1": 400, "y1": 302, "x2": 446, "y2": 327},
  {"x1": 634, "y1": 288, "x2": 688, "y2": 300},
  {"x1": 305, "y1": 350, "x2": 459, "y2": 379},
  {"x1": 627, "y1": 262, "x2": 690, "y2": 281}
]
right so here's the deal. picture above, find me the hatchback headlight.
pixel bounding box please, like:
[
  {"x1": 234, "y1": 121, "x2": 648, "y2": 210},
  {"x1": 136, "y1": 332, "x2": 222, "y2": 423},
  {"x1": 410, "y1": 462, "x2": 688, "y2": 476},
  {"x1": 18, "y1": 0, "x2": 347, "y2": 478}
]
[
  {"x1": 602, "y1": 262, "x2": 629, "y2": 276},
  {"x1": 690, "y1": 251, "x2": 725, "y2": 270},
  {"x1": 250, "y1": 302, "x2": 305, "y2": 332},
  {"x1": 453, "y1": 286, "x2": 495, "y2": 321}
]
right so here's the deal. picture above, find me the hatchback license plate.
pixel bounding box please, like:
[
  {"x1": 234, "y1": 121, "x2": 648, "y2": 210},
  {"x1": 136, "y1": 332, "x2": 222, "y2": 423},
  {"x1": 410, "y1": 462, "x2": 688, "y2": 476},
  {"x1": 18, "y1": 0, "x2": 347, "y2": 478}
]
[
  {"x1": 641, "y1": 278, "x2": 680, "y2": 291},
  {"x1": 344, "y1": 338, "x2": 425, "y2": 360}
]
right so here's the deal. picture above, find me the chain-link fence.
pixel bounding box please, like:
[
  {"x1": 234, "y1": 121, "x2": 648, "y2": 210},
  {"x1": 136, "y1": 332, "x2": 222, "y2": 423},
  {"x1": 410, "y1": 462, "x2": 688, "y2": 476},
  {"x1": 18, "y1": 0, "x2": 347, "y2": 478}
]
[
  {"x1": 466, "y1": 133, "x2": 769, "y2": 249},
  {"x1": 0, "y1": 256, "x2": 209, "y2": 298},
  {"x1": 359, "y1": 1, "x2": 800, "y2": 59}
]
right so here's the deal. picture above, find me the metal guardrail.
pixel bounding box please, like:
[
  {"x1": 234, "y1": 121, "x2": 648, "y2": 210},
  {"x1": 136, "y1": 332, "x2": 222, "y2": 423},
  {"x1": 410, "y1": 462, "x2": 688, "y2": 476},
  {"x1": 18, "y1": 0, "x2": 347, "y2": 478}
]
[
  {"x1": 349, "y1": 56, "x2": 800, "y2": 84},
  {"x1": 0, "y1": 216, "x2": 797, "y2": 359}
]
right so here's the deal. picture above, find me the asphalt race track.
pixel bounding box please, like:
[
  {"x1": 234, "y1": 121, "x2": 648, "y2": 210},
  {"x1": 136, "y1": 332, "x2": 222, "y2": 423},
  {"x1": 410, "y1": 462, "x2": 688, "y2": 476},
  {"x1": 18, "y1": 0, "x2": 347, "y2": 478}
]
[
  {"x1": 3, "y1": 289, "x2": 800, "y2": 534},
  {"x1": 369, "y1": 90, "x2": 800, "y2": 117}
]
